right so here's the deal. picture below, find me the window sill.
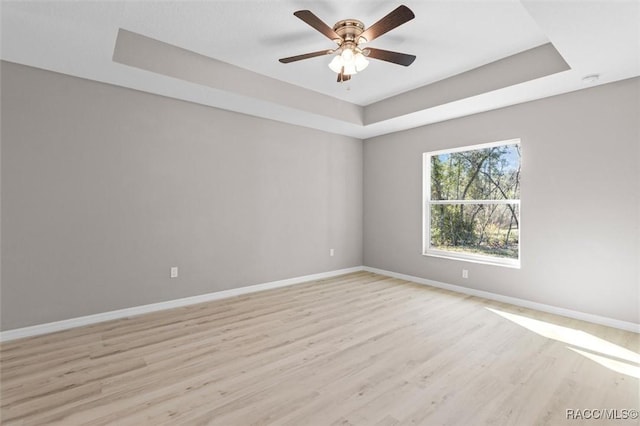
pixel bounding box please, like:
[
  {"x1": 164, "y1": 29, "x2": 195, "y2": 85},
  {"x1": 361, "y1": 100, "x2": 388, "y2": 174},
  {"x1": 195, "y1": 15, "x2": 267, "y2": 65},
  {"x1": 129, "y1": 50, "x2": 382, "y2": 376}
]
[{"x1": 423, "y1": 249, "x2": 521, "y2": 269}]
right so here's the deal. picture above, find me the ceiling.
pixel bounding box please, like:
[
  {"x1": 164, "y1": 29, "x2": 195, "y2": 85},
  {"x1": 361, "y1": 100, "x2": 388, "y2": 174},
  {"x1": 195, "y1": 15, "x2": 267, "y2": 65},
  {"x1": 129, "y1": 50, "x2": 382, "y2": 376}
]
[{"x1": 2, "y1": 1, "x2": 639, "y2": 138}]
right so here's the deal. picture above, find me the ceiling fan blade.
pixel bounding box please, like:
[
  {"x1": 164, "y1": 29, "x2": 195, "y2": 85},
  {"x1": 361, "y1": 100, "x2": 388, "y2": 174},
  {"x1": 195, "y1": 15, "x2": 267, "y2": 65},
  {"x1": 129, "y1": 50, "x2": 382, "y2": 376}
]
[
  {"x1": 336, "y1": 67, "x2": 352, "y2": 83},
  {"x1": 364, "y1": 48, "x2": 416, "y2": 66},
  {"x1": 293, "y1": 10, "x2": 341, "y2": 43},
  {"x1": 337, "y1": 73, "x2": 351, "y2": 83},
  {"x1": 279, "y1": 49, "x2": 334, "y2": 63},
  {"x1": 359, "y1": 5, "x2": 415, "y2": 43}
]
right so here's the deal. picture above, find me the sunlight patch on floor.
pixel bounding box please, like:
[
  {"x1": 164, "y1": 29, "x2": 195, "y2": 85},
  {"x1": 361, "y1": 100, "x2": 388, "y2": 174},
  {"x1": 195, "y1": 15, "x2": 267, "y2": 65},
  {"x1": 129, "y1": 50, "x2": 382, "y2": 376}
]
[
  {"x1": 486, "y1": 307, "x2": 640, "y2": 378},
  {"x1": 568, "y1": 347, "x2": 640, "y2": 379}
]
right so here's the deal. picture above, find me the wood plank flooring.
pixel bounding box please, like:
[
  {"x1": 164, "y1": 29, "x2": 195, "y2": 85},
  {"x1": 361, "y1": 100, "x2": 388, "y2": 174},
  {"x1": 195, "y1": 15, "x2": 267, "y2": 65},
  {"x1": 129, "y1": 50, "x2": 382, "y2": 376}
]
[{"x1": 1, "y1": 272, "x2": 638, "y2": 425}]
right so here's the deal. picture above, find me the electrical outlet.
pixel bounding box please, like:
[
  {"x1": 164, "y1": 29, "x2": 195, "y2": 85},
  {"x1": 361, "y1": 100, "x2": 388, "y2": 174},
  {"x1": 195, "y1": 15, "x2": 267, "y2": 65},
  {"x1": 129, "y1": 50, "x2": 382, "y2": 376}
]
[
  {"x1": 170, "y1": 267, "x2": 178, "y2": 278},
  {"x1": 329, "y1": 249, "x2": 335, "y2": 257},
  {"x1": 462, "y1": 269, "x2": 469, "y2": 279}
]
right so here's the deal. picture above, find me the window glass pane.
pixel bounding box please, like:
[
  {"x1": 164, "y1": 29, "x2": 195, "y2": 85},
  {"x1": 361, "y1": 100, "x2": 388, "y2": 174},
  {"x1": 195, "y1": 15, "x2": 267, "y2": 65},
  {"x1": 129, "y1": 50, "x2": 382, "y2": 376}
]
[
  {"x1": 429, "y1": 203, "x2": 519, "y2": 260},
  {"x1": 430, "y1": 144, "x2": 520, "y2": 201}
]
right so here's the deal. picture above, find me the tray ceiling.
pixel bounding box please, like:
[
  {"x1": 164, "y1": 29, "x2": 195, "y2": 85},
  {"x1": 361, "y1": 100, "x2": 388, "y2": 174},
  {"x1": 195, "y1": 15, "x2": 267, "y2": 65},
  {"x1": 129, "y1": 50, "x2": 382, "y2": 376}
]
[{"x1": 2, "y1": 1, "x2": 638, "y2": 138}]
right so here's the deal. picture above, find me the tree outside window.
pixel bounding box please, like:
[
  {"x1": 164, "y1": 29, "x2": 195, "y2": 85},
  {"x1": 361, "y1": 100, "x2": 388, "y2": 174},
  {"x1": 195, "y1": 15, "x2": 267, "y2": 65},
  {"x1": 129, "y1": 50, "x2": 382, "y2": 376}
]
[{"x1": 423, "y1": 139, "x2": 521, "y2": 267}]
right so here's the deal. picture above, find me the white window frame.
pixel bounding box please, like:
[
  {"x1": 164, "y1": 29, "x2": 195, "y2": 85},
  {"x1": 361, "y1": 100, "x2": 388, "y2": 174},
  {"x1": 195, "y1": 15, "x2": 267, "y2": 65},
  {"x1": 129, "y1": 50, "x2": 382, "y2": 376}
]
[{"x1": 422, "y1": 139, "x2": 521, "y2": 268}]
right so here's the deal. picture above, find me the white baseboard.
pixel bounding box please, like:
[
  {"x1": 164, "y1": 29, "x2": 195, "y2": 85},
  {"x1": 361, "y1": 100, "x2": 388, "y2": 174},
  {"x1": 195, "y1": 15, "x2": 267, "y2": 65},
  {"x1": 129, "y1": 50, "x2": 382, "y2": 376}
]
[
  {"x1": 0, "y1": 266, "x2": 365, "y2": 342},
  {"x1": 3, "y1": 265, "x2": 636, "y2": 342},
  {"x1": 363, "y1": 266, "x2": 640, "y2": 333}
]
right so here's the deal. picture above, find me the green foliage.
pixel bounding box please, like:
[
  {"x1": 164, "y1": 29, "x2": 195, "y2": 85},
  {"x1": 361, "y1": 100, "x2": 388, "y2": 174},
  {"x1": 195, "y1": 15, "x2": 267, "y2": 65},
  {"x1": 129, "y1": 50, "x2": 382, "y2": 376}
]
[{"x1": 429, "y1": 144, "x2": 521, "y2": 259}]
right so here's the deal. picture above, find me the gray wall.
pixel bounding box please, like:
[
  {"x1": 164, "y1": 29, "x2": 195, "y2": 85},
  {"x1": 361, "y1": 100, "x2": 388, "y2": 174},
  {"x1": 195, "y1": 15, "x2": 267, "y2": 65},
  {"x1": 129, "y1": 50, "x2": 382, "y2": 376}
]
[
  {"x1": 2, "y1": 60, "x2": 638, "y2": 330},
  {"x1": 364, "y1": 77, "x2": 640, "y2": 324},
  {"x1": 1, "y1": 61, "x2": 363, "y2": 330}
]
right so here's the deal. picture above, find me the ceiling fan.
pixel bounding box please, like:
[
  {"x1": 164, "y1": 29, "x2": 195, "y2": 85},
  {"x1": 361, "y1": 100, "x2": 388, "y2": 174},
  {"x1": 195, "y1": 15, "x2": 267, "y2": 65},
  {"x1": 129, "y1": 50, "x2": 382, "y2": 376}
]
[{"x1": 279, "y1": 5, "x2": 416, "y2": 83}]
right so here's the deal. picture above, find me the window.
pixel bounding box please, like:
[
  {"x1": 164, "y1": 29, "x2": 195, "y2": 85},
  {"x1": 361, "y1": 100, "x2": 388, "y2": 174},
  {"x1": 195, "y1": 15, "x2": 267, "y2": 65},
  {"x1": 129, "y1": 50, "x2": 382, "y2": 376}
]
[{"x1": 423, "y1": 139, "x2": 521, "y2": 267}]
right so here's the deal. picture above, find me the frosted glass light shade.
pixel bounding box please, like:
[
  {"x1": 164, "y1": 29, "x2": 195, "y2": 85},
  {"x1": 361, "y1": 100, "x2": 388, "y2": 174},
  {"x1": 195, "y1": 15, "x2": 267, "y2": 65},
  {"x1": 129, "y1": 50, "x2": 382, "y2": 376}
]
[
  {"x1": 328, "y1": 55, "x2": 344, "y2": 73},
  {"x1": 354, "y1": 53, "x2": 369, "y2": 72},
  {"x1": 329, "y1": 48, "x2": 367, "y2": 76},
  {"x1": 343, "y1": 63, "x2": 357, "y2": 75},
  {"x1": 341, "y1": 48, "x2": 354, "y2": 61}
]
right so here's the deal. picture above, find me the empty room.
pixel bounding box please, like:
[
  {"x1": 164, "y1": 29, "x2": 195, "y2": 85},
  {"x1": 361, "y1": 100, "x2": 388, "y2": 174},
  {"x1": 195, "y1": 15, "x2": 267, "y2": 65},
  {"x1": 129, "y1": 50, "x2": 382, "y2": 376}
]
[{"x1": 1, "y1": 1, "x2": 638, "y2": 425}]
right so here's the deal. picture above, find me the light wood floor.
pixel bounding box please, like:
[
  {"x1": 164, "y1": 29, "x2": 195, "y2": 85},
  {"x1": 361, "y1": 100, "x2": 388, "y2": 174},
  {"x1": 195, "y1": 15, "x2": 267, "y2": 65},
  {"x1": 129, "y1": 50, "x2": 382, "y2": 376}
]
[{"x1": 1, "y1": 272, "x2": 638, "y2": 425}]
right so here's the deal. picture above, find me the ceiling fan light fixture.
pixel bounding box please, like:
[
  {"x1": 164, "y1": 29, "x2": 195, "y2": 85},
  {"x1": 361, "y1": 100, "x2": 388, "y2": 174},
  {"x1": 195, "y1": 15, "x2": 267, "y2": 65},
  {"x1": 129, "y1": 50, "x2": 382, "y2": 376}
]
[
  {"x1": 341, "y1": 47, "x2": 354, "y2": 61},
  {"x1": 329, "y1": 47, "x2": 364, "y2": 75},
  {"x1": 354, "y1": 52, "x2": 369, "y2": 72},
  {"x1": 343, "y1": 62, "x2": 358, "y2": 76},
  {"x1": 329, "y1": 45, "x2": 367, "y2": 76},
  {"x1": 328, "y1": 55, "x2": 344, "y2": 73}
]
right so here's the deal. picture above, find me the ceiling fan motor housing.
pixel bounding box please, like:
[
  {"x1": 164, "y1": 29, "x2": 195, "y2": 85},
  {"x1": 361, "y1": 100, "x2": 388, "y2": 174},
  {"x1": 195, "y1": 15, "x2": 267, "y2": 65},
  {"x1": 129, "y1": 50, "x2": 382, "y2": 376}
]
[{"x1": 333, "y1": 19, "x2": 366, "y2": 45}]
